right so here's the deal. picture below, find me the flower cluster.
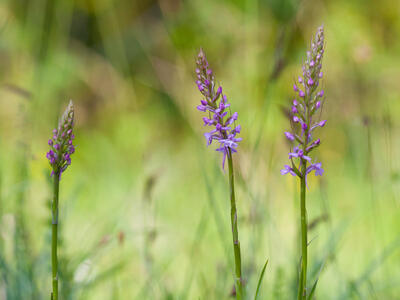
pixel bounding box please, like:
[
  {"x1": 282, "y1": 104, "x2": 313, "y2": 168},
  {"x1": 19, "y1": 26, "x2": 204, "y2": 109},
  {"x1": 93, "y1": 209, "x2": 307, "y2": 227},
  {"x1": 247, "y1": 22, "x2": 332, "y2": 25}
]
[
  {"x1": 195, "y1": 48, "x2": 242, "y2": 169},
  {"x1": 46, "y1": 100, "x2": 76, "y2": 177},
  {"x1": 281, "y1": 26, "x2": 326, "y2": 179}
]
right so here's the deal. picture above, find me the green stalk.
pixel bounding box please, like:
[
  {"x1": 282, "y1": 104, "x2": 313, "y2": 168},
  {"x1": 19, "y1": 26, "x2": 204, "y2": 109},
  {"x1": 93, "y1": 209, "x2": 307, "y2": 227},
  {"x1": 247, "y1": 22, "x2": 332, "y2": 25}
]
[
  {"x1": 227, "y1": 149, "x2": 243, "y2": 300},
  {"x1": 297, "y1": 164, "x2": 307, "y2": 300},
  {"x1": 51, "y1": 173, "x2": 60, "y2": 300}
]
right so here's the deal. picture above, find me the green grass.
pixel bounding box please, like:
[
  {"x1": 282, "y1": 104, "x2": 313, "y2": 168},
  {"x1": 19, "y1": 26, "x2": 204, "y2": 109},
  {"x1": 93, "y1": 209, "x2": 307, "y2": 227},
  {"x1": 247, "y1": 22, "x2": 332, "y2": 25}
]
[{"x1": 0, "y1": 0, "x2": 400, "y2": 299}]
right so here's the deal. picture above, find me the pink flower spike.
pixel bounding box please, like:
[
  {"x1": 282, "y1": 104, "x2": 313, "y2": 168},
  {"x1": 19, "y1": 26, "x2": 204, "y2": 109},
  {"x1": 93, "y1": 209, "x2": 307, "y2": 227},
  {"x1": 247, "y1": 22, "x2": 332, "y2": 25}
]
[
  {"x1": 46, "y1": 100, "x2": 75, "y2": 177},
  {"x1": 281, "y1": 25, "x2": 326, "y2": 181},
  {"x1": 194, "y1": 48, "x2": 242, "y2": 169}
]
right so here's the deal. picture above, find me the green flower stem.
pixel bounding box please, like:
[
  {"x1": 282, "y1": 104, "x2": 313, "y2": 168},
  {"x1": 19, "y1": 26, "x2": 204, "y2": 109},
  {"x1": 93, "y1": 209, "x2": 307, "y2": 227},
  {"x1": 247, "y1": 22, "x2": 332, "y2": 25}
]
[
  {"x1": 298, "y1": 164, "x2": 307, "y2": 300},
  {"x1": 51, "y1": 173, "x2": 60, "y2": 300},
  {"x1": 227, "y1": 149, "x2": 243, "y2": 300}
]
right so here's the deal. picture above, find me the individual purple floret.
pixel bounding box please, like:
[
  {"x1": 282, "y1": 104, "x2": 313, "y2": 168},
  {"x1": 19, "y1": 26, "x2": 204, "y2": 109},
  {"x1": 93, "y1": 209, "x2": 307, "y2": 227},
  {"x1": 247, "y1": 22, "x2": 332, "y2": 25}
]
[
  {"x1": 46, "y1": 100, "x2": 75, "y2": 177},
  {"x1": 281, "y1": 26, "x2": 325, "y2": 180},
  {"x1": 195, "y1": 48, "x2": 242, "y2": 169}
]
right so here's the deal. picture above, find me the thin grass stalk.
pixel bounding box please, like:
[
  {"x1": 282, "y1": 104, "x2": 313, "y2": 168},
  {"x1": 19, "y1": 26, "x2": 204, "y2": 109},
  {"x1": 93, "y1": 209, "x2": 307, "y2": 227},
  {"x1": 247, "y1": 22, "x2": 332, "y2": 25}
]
[
  {"x1": 51, "y1": 173, "x2": 59, "y2": 300},
  {"x1": 298, "y1": 168, "x2": 307, "y2": 300},
  {"x1": 227, "y1": 149, "x2": 243, "y2": 300}
]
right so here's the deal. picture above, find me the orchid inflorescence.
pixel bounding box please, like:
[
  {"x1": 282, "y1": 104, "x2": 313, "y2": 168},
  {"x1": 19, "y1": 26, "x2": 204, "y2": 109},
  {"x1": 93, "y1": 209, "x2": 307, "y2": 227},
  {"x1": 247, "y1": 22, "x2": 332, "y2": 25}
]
[
  {"x1": 195, "y1": 48, "x2": 242, "y2": 169},
  {"x1": 281, "y1": 26, "x2": 326, "y2": 180},
  {"x1": 46, "y1": 100, "x2": 75, "y2": 177}
]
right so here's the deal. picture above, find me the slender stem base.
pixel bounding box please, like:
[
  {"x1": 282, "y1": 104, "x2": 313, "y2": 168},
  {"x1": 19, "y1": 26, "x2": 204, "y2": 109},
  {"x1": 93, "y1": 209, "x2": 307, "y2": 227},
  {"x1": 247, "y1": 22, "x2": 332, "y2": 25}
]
[
  {"x1": 298, "y1": 174, "x2": 307, "y2": 300},
  {"x1": 227, "y1": 150, "x2": 243, "y2": 300},
  {"x1": 51, "y1": 174, "x2": 59, "y2": 300}
]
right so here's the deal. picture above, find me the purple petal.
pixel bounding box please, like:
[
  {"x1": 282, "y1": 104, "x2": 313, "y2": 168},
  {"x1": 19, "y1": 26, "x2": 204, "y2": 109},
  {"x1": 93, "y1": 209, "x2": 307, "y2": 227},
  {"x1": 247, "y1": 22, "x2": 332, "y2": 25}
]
[
  {"x1": 197, "y1": 105, "x2": 207, "y2": 112},
  {"x1": 280, "y1": 168, "x2": 289, "y2": 175},
  {"x1": 204, "y1": 132, "x2": 213, "y2": 146},
  {"x1": 285, "y1": 132, "x2": 295, "y2": 141}
]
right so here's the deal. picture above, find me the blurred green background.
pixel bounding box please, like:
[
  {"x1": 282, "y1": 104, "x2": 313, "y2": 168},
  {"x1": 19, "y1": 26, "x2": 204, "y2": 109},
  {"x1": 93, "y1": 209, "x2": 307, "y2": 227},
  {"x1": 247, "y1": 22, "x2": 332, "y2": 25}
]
[{"x1": 0, "y1": 0, "x2": 400, "y2": 299}]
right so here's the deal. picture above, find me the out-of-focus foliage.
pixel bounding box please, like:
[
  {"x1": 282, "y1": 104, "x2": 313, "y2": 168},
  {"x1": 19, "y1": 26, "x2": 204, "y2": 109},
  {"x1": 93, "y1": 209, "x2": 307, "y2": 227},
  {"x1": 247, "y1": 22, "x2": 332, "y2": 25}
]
[{"x1": 0, "y1": 0, "x2": 400, "y2": 299}]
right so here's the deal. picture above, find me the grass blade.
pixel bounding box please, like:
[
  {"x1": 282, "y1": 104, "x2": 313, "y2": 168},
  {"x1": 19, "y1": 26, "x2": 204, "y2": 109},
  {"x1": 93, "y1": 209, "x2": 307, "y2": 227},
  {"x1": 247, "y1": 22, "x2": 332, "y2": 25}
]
[
  {"x1": 307, "y1": 261, "x2": 324, "y2": 300},
  {"x1": 254, "y1": 259, "x2": 269, "y2": 300}
]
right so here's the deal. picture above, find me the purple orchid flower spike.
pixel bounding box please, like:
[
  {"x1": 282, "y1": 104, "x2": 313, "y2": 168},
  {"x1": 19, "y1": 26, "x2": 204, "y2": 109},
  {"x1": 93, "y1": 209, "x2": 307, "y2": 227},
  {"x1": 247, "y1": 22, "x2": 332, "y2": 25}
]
[
  {"x1": 280, "y1": 26, "x2": 326, "y2": 300},
  {"x1": 281, "y1": 25, "x2": 326, "y2": 182},
  {"x1": 194, "y1": 48, "x2": 244, "y2": 299},
  {"x1": 47, "y1": 100, "x2": 76, "y2": 300},
  {"x1": 46, "y1": 100, "x2": 76, "y2": 178},
  {"x1": 195, "y1": 48, "x2": 242, "y2": 169}
]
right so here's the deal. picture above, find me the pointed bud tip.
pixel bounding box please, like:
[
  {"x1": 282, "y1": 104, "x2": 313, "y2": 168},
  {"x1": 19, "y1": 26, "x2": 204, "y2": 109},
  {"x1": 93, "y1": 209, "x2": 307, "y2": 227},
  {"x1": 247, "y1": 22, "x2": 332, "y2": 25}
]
[{"x1": 198, "y1": 48, "x2": 205, "y2": 59}]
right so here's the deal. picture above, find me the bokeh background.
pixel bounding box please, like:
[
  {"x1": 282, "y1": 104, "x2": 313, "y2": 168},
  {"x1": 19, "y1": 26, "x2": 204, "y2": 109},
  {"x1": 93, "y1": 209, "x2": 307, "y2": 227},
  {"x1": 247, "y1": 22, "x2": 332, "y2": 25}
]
[{"x1": 1, "y1": 0, "x2": 400, "y2": 299}]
